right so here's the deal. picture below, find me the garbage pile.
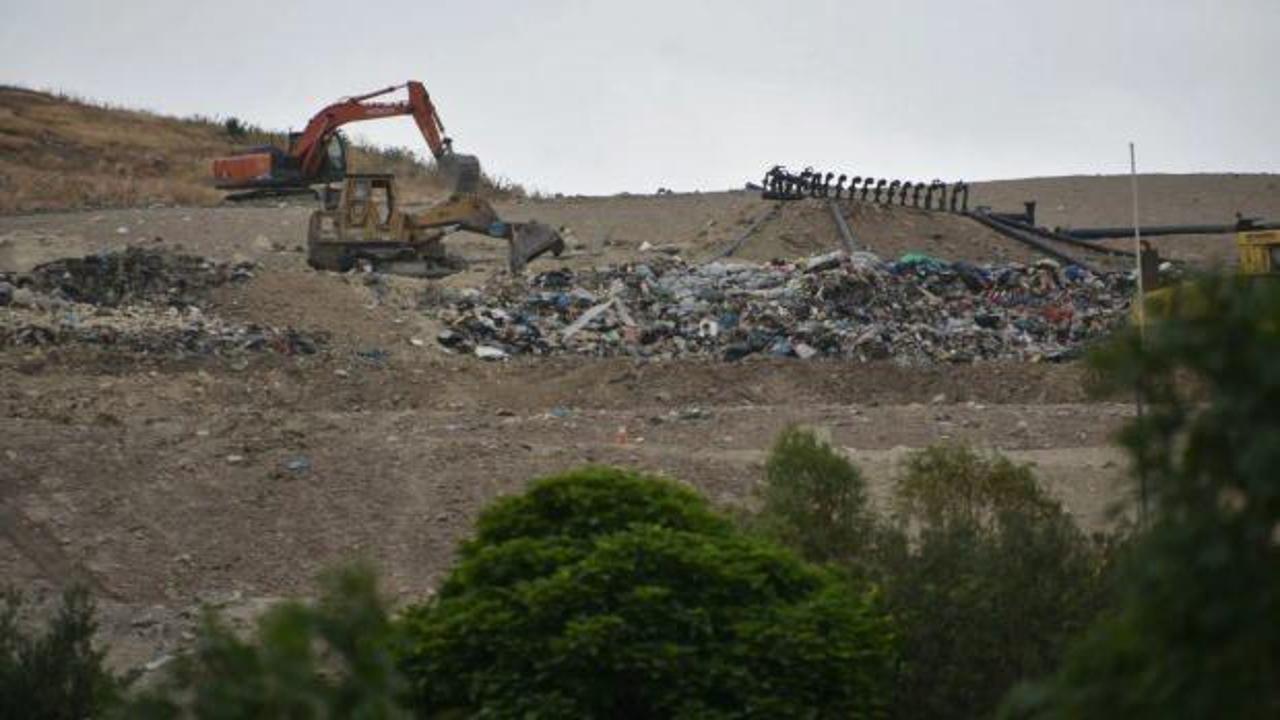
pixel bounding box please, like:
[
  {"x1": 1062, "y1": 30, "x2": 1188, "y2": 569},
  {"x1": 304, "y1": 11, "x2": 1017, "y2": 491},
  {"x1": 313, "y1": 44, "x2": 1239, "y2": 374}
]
[
  {"x1": 0, "y1": 249, "x2": 325, "y2": 357},
  {"x1": 430, "y1": 251, "x2": 1134, "y2": 363},
  {"x1": 22, "y1": 247, "x2": 255, "y2": 307}
]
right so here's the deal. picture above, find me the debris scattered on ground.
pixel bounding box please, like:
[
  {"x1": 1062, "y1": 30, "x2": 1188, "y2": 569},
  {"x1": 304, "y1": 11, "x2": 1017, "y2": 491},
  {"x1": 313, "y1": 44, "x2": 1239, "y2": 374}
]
[
  {"x1": 284, "y1": 456, "x2": 311, "y2": 474},
  {"x1": 0, "y1": 249, "x2": 324, "y2": 357},
  {"x1": 426, "y1": 251, "x2": 1133, "y2": 363},
  {"x1": 21, "y1": 247, "x2": 255, "y2": 307}
]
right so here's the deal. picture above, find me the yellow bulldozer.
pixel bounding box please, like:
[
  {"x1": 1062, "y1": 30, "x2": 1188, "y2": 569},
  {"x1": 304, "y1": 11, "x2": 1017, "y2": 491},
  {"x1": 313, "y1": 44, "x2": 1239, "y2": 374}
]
[
  {"x1": 1140, "y1": 229, "x2": 1279, "y2": 322},
  {"x1": 306, "y1": 174, "x2": 565, "y2": 277},
  {"x1": 1236, "y1": 229, "x2": 1280, "y2": 275}
]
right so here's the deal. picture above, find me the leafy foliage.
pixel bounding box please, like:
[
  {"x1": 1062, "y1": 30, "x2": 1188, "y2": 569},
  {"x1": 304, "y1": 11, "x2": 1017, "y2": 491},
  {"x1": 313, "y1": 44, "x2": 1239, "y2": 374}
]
[
  {"x1": 754, "y1": 435, "x2": 1117, "y2": 720},
  {"x1": 222, "y1": 117, "x2": 248, "y2": 139},
  {"x1": 396, "y1": 466, "x2": 897, "y2": 719},
  {"x1": 1003, "y1": 276, "x2": 1280, "y2": 719},
  {"x1": 0, "y1": 586, "x2": 122, "y2": 720},
  {"x1": 754, "y1": 427, "x2": 874, "y2": 563},
  {"x1": 127, "y1": 564, "x2": 408, "y2": 719},
  {"x1": 880, "y1": 446, "x2": 1117, "y2": 720},
  {"x1": 893, "y1": 445, "x2": 1060, "y2": 531},
  {"x1": 467, "y1": 465, "x2": 731, "y2": 547}
]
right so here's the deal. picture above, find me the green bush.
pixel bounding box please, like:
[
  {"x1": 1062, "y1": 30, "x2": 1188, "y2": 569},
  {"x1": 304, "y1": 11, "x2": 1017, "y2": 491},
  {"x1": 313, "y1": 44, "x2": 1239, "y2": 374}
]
[
  {"x1": 880, "y1": 446, "x2": 1116, "y2": 720},
  {"x1": 127, "y1": 564, "x2": 408, "y2": 719},
  {"x1": 753, "y1": 427, "x2": 874, "y2": 564},
  {"x1": 0, "y1": 586, "x2": 122, "y2": 720},
  {"x1": 876, "y1": 446, "x2": 1116, "y2": 720},
  {"x1": 1002, "y1": 277, "x2": 1280, "y2": 719},
  {"x1": 396, "y1": 466, "x2": 897, "y2": 719},
  {"x1": 222, "y1": 117, "x2": 248, "y2": 139},
  {"x1": 892, "y1": 445, "x2": 1061, "y2": 530},
  {"x1": 753, "y1": 436, "x2": 1116, "y2": 720}
]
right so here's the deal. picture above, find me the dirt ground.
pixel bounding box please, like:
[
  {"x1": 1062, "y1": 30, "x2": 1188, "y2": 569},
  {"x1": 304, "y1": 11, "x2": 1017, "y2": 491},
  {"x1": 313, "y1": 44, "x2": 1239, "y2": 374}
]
[{"x1": 3, "y1": 175, "x2": 1267, "y2": 673}]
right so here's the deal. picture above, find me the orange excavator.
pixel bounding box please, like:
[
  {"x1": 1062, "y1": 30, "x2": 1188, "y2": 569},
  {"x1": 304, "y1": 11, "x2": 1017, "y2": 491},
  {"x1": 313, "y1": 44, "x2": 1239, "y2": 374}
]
[
  {"x1": 213, "y1": 81, "x2": 564, "y2": 276},
  {"x1": 212, "y1": 81, "x2": 480, "y2": 197}
]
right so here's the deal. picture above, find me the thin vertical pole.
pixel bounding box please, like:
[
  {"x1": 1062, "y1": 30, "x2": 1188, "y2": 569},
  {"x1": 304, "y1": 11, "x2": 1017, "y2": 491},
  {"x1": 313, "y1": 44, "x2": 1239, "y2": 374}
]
[
  {"x1": 1130, "y1": 142, "x2": 1148, "y2": 526},
  {"x1": 1131, "y1": 143, "x2": 1146, "y2": 335}
]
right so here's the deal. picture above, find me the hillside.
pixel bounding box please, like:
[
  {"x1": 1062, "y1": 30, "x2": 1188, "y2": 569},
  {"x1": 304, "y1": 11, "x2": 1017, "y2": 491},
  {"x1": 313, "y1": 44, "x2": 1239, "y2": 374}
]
[
  {"x1": 0, "y1": 86, "x2": 468, "y2": 213},
  {"x1": 3, "y1": 85, "x2": 1277, "y2": 681}
]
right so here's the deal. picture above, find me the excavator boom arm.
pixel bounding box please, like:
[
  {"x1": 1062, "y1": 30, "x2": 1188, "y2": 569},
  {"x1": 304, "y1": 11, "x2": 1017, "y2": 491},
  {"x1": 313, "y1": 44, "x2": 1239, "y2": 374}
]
[{"x1": 291, "y1": 81, "x2": 450, "y2": 178}]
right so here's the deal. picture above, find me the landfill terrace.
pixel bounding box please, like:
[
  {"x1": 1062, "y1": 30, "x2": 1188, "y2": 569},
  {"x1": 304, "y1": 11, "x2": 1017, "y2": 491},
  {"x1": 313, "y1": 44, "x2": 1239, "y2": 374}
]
[{"x1": 1, "y1": 181, "x2": 1255, "y2": 675}]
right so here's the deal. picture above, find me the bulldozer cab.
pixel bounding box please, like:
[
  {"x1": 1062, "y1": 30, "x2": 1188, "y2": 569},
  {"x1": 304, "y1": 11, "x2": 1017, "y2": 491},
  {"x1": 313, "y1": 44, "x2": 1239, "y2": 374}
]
[
  {"x1": 317, "y1": 174, "x2": 410, "y2": 243},
  {"x1": 341, "y1": 174, "x2": 396, "y2": 229}
]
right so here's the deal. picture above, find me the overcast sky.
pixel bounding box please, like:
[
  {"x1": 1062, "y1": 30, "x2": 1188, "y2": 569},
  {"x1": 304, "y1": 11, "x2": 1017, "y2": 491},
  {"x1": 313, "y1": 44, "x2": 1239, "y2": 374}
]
[{"x1": 3, "y1": 0, "x2": 1277, "y2": 194}]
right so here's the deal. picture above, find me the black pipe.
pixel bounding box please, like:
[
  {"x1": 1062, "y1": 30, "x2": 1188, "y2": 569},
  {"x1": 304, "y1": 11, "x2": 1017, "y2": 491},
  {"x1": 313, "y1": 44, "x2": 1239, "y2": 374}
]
[
  {"x1": 874, "y1": 179, "x2": 888, "y2": 203},
  {"x1": 912, "y1": 184, "x2": 925, "y2": 207},
  {"x1": 1059, "y1": 219, "x2": 1280, "y2": 240},
  {"x1": 1005, "y1": 219, "x2": 1136, "y2": 259},
  {"x1": 861, "y1": 178, "x2": 875, "y2": 201},
  {"x1": 925, "y1": 180, "x2": 945, "y2": 210},
  {"x1": 815, "y1": 172, "x2": 832, "y2": 198},
  {"x1": 969, "y1": 211, "x2": 1097, "y2": 272},
  {"x1": 949, "y1": 182, "x2": 969, "y2": 213},
  {"x1": 798, "y1": 168, "x2": 814, "y2": 195}
]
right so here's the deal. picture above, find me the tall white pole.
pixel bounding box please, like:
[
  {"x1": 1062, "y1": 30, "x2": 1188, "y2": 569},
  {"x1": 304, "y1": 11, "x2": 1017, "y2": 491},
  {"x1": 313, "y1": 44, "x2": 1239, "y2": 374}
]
[
  {"x1": 1130, "y1": 142, "x2": 1145, "y2": 335},
  {"x1": 1130, "y1": 142, "x2": 1148, "y2": 525}
]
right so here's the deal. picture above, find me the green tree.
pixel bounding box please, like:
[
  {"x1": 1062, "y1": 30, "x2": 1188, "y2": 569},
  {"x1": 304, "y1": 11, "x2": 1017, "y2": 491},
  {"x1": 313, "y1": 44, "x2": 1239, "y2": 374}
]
[
  {"x1": 396, "y1": 466, "x2": 897, "y2": 719},
  {"x1": 1003, "y1": 276, "x2": 1280, "y2": 718},
  {"x1": 127, "y1": 564, "x2": 408, "y2": 719},
  {"x1": 752, "y1": 435, "x2": 1116, "y2": 720},
  {"x1": 754, "y1": 427, "x2": 874, "y2": 564},
  {"x1": 0, "y1": 586, "x2": 122, "y2": 720},
  {"x1": 882, "y1": 446, "x2": 1116, "y2": 720}
]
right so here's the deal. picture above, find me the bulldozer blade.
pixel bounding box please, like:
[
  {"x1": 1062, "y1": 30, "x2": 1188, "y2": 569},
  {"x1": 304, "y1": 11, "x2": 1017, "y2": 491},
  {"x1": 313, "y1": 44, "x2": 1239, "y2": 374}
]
[{"x1": 509, "y1": 221, "x2": 565, "y2": 274}]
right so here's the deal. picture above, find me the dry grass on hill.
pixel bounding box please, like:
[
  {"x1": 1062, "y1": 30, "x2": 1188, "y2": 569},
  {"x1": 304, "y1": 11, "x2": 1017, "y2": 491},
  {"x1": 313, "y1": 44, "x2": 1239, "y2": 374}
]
[{"x1": 0, "y1": 86, "x2": 523, "y2": 214}]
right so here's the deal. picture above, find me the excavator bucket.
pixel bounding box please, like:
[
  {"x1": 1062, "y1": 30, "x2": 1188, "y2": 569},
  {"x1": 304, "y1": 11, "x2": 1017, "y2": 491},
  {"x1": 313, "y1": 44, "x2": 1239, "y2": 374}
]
[{"x1": 508, "y1": 221, "x2": 566, "y2": 274}]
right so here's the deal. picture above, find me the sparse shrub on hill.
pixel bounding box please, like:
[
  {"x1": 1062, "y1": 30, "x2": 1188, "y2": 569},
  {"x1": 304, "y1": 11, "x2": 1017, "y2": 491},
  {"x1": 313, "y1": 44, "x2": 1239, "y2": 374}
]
[
  {"x1": 395, "y1": 466, "x2": 897, "y2": 719},
  {"x1": 222, "y1": 117, "x2": 248, "y2": 139},
  {"x1": 1002, "y1": 277, "x2": 1280, "y2": 719},
  {"x1": 0, "y1": 586, "x2": 122, "y2": 720}
]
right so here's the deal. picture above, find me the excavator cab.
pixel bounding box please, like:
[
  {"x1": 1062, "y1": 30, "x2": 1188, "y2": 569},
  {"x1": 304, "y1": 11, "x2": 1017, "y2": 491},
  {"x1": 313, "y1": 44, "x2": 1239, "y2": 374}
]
[{"x1": 312, "y1": 133, "x2": 347, "y2": 184}]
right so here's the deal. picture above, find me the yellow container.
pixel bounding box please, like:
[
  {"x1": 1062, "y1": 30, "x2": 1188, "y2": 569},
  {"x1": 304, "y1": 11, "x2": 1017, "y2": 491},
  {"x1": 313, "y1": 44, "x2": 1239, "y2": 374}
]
[{"x1": 1236, "y1": 230, "x2": 1280, "y2": 275}]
